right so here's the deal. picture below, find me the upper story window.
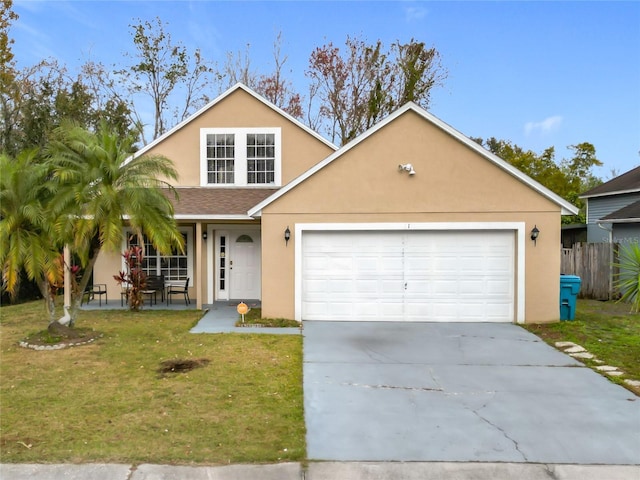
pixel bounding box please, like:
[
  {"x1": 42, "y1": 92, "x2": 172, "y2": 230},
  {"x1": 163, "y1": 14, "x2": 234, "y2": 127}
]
[
  {"x1": 207, "y1": 134, "x2": 235, "y2": 184},
  {"x1": 247, "y1": 133, "x2": 275, "y2": 184},
  {"x1": 201, "y1": 128, "x2": 281, "y2": 187}
]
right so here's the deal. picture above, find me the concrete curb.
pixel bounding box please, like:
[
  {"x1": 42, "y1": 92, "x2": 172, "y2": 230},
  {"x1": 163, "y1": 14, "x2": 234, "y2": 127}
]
[
  {"x1": 0, "y1": 463, "x2": 132, "y2": 480},
  {"x1": 132, "y1": 462, "x2": 302, "y2": 479},
  {"x1": 307, "y1": 462, "x2": 640, "y2": 480},
  {"x1": 2, "y1": 462, "x2": 639, "y2": 480}
]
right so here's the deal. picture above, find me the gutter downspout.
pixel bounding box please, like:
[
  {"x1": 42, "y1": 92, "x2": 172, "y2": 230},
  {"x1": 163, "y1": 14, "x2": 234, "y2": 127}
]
[{"x1": 597, "y1": 222, "x2": 614, "y2": 300}]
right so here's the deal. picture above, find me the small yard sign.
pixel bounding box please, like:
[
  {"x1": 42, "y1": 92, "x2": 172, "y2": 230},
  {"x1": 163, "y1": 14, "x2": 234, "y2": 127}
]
[{"x1": 237, "y1": 302, "x2": 249, "y2": 323}]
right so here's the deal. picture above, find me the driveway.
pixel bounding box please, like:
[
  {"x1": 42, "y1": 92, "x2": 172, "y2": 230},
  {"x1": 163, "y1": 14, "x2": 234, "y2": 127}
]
[{"x1": 303, "y1": 321, "x2": 640, "y2": 464}]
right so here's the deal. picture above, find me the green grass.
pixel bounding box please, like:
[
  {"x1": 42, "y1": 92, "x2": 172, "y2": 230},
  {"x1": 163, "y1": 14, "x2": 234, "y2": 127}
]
[
  {"x1": 525, "y1": 299, "x2": 640, "y2": 394},
  {"x1": 0, "y1": 301, "x2": 305, "y2": 465},
  {"x1": 235, "y1": 308, "x2": 300, "y2": 328}
]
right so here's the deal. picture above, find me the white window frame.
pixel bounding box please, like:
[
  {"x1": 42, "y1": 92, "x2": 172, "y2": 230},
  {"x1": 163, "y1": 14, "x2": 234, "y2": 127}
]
[
  {"x1": 122, "y1": 227, "x2": 194, "y2": 282},
  {"x1": 200, "y1": 128, "x2": 281, "y2": 187}
]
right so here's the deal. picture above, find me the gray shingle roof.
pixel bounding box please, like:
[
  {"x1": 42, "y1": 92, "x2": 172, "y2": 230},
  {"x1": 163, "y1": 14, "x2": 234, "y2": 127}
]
[
  {"x1": 600, "y1": 199, "x2": 640, "y2": 222},
  {"x1": 581, "y1": 166, "x2": 640, "y2": 198},
  {"x1": 162, "y1": 188, "x2": 279, "y2": 217}
]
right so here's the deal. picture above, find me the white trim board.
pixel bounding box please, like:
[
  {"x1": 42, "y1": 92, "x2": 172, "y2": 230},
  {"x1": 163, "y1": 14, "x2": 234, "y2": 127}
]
[{"x1": 294, "y1": 222, "x2": 526, "y2": 324}]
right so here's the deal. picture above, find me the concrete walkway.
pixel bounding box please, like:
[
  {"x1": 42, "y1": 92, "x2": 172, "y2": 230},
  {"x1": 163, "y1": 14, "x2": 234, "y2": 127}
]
[
  {"x1": 189, "y1": 302, "x2": 301, "y2": 335},
  {"x1": 1, "y1": 462, "x2": 638, "y2": 479},
  {"x1": 81, "y1": 300, "x2": 301, "y2": 335}
]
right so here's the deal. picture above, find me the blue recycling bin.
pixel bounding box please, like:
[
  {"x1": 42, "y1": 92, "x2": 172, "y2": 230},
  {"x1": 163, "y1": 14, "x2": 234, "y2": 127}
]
[{"x1": 559, "y1": 275, "x2": 581, "y2": 321}]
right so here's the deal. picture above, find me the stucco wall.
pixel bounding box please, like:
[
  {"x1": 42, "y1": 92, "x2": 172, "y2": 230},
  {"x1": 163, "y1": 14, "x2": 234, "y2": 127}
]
[
  {"x1": 260, "y1": 111, "x2": 564, "y2": 323},
  {"x1": 139, "y1": 88, "x2": 335, "y2": 187}
]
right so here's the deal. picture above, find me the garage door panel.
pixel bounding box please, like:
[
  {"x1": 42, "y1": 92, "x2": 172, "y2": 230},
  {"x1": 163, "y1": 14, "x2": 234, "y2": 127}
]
[
  {"x1": 458, "y1": 279, "x2": 484, "y2": 294},
  {"x1": 431, "y1": 280, "x2": 458, "y2": 295},
  {"x1": 354, "y1": 280, "x2": 379, "y2": 293},
  {"x1": 381, "y1": 280, "x2": 405, "y2": 294},
  {"x1": 302, "y1": 230, "x2": 515, "y2": 322},
  {"x1": 304, "y1": 279, "x2": 329, "y2": 294},
  {"x1": 487, "y1": 280, "x2": 513, "y2": 295}
]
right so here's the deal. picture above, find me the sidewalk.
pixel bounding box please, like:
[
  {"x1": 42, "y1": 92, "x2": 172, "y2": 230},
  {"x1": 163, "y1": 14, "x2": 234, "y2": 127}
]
[{"x1": 1, "y1": 462, "x2": 638, "y2": 479}]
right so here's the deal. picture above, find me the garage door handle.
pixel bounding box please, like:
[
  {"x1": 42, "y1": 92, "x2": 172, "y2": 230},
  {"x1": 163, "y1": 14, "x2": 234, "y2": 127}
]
[{"x1": 404, "y1": 282, "x2": 407, "y2": 290}]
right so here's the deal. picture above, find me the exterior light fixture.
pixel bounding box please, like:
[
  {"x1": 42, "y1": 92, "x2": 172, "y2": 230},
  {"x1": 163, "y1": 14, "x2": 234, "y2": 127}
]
[
  {"x1": 284, "y1": 226, "x2": 291, "y2": 246},
  {"x1": 202, "y1": 231, "x2": 207, "y2": 241},
  {"x1": 398, "y1": 163, "x2": 416, "y2": 176},
  {"x1": 530, "y1": 225, "x2": 540, "y2": 245}
]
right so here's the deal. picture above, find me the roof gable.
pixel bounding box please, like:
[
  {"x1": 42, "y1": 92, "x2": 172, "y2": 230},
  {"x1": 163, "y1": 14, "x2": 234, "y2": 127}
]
[
  {"x1": 131, "y1": 83, "x2": 336, "y2": 161},
  {"x1": 580, "y1": 165, "x2": 640, "y2": 199},
  {"x1": 249, "y1": 103, "x2": 578, "y2": 217}
]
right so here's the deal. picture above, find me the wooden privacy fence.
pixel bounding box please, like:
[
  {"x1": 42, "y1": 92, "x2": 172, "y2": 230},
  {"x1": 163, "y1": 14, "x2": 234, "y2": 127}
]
[{"x1": 561, "y1": 243, "x2": 618, "y2": 300}]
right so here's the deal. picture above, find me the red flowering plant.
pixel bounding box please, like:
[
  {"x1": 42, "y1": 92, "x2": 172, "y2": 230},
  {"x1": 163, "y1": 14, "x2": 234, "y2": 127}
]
[{"x1": 113, "y1": 245, "x2": 147, "y2": 311}]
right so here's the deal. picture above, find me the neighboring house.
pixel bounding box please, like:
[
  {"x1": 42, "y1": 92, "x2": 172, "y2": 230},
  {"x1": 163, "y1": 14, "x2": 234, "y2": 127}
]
[
  {"x1": 580, "y1": 166, "x2": 640, "y2": 244},
  {"x1": 92, "y1": 83, "x2": 578, "y2": 323}
]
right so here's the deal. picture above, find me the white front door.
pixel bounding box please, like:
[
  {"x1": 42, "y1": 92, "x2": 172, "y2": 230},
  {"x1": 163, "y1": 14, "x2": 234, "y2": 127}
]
[{"x1": 229, "y1": 232, "x2": 261, "y2": 300}]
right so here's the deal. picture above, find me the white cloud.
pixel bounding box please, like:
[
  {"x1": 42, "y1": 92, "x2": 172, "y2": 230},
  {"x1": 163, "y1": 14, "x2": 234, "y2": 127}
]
[
  {"x1": 404, "y1": 6, "x2": 428, "y2": 22},
  {"x1": 524, "y1": 115, "x2": 563, "y2": 136}
]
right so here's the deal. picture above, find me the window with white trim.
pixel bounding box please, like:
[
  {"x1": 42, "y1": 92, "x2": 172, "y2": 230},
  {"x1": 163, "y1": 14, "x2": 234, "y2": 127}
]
[
  {"x1": 206, "y1": 134, "x2": 235, "y2": 184},
  {"x1": 125, "y1": 229, "x2": 193, "y2": 282},
  {"x1": 200, "y1": 128, "x2": 281, "y2": 187},
  {"x1": 247, "y1": 133, "x2": 275, "y2": 184}
]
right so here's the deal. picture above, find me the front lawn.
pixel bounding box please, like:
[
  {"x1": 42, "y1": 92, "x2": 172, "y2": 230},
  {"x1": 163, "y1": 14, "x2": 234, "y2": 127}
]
[
  {"x1": 0, "y1": 301, "x2": 305, "y2": 465},
  {"x1": 525, "y1": 299, "x2": 640, "y2": 395}
]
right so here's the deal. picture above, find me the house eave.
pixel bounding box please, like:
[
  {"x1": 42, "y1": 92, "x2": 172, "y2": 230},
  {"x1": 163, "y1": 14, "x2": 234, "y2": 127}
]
[
  {"x1": 174, "y1": 214, "x2": 256, "y2": 221},
  {"x1": 597, "y1": 218, "x2": 640, "y2": 224},
  {"x1": 561, "y1": 206, "x2": 580, "y2": 216},
  {"x1": 580, "y1": 188, "x2": 640, "y2": 200},
  {"x1": 122, "y1": 214, "x2": 255, "y2": 221}
]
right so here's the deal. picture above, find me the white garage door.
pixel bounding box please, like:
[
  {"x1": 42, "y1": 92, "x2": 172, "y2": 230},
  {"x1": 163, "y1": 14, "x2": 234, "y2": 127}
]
[{"x1": 301, "y1": 230, "x2": 515, "y2": 322}]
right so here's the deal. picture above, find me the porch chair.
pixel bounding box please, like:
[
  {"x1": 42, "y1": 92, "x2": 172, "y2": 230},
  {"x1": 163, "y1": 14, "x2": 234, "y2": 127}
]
[
  {"x1": 166, "y1": 277, "x2": 190, "y2": 305},
  {"x1": 141, "y1": 274, "x2": 165, "y2": 306},
  {"x1": 81, "y1": 284, "x2": 107, "y2": 306},
  {"x1": 120, "y1": 285, "x2": 130, "y2": 307}
]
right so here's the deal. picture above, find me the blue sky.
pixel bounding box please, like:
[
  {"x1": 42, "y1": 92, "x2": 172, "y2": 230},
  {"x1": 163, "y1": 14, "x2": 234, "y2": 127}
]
[{"x1": 11, "y1": 1, "x2": 640, "y2": 178}]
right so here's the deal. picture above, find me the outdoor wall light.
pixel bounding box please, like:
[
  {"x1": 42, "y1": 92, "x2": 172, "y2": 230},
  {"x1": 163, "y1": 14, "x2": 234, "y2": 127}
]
[
  {"x1": 202, "y1": 231, "x2": 207, "y2": 241},
  {"x1": 530, "y1": 225, "x2": 540, "y2": 246},
  {"x1": 398, "y1": 163, "x2": 416, "y2": 175},
  {"x1": 284, "y1": 226, "x2": 291, "y2": 246}
]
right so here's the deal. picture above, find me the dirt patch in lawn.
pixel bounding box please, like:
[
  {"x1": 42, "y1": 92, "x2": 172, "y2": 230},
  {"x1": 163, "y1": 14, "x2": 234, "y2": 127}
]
[{"x1": 157, "y1": 358, "x2": 210, "y2": 376}]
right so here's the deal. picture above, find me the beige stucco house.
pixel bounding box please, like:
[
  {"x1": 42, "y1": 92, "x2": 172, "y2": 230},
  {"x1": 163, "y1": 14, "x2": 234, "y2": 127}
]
[{"x1": 92, "y1": 83, "x2": 578, "y2": 323}]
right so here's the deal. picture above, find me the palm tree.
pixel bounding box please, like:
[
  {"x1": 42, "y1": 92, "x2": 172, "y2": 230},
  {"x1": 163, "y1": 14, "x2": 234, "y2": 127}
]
[
  {"x1": 0, "y1": 149, "x2": 61, "y2": 322},
  {"x1": 46, "y1": 121, "x2": 183, "y2": 324},
  {"x1": 614, "y1": 243, "x2": 640, "y2": 313}
]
